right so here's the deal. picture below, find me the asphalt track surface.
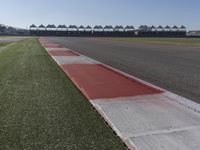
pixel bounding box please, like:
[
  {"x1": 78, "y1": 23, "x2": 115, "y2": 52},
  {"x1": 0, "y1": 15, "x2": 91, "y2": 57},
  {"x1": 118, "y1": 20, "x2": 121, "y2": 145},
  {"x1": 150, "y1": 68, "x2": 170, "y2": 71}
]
[{"x1": 45, "y1": 37, "x2": 200, "y2": 104}]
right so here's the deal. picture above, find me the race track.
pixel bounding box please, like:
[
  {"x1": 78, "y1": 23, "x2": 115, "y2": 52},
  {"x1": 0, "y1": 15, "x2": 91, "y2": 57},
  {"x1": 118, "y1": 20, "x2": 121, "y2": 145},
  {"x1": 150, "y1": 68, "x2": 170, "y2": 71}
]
[{"x1": 45, "y1": 37, "x2": 200, "y2": 103}]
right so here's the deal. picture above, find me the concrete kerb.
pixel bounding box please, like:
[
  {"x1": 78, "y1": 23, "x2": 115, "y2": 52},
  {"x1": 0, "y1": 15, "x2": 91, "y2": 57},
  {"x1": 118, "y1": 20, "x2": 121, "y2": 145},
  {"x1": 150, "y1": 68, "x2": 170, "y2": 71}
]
[
  {"x1": 91, "y1": 94, "x2": 200, "y2": 150},
  {"x1": 90, "y1": 100, "x2": 138, "y2": 150},
  {"x1": 52, "y1": 56, "x2": 98, "y2": 65},
  {"x1": 46, "y1": 48, "x2": 71, "y2": 51},
  {"x1": 38, "y1": 39, "x2": 136, "y2": 149}
]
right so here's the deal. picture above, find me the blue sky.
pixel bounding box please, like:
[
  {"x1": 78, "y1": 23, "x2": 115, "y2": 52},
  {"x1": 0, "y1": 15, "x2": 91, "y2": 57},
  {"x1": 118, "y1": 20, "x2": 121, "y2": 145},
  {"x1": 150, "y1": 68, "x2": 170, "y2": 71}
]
[{"x1": 0, "y1": 0, "x2": 199, "y2": 30}]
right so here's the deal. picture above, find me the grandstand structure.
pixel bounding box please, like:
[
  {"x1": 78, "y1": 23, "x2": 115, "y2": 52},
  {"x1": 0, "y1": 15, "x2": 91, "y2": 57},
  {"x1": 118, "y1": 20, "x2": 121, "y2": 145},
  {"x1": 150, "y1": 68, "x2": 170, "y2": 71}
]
[
  {"x1": 0, "y1": 24, "x2": 29, "y2": 35},
  {"x1": 29, "y1": 24, "x2": 187, "y2": 37}
]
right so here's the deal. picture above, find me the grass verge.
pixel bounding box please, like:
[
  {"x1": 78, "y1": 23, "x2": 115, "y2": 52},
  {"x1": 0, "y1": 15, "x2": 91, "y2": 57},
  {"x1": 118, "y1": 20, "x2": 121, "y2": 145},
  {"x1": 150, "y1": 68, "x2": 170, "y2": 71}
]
[
  {"x1": 106, "y1": 37, "x2": 200, "y2": 46},
  {"x1": 0, "y1": 38, "x2": 125, "y2": 150},
  {"x1": 0, "y1": 42, "x2": 13, "y2": 48}
]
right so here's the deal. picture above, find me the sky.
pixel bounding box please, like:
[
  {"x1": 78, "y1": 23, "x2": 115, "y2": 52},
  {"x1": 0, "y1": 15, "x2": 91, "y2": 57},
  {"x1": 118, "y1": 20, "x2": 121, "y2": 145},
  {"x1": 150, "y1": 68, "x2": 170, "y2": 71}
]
[{"x1": 0, "y1": 0, "x2": 199, "y2": 30}]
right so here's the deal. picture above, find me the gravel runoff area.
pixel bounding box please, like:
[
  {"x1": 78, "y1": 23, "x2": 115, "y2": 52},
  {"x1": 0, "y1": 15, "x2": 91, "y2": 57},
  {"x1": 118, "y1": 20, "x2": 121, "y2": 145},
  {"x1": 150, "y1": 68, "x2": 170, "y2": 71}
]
[
  {"x1": 46, "y1": 37, "x2": 200, "y2": 104},
  {"x1": 0, "y1": 38, "x2": 125, "y2": 150}
]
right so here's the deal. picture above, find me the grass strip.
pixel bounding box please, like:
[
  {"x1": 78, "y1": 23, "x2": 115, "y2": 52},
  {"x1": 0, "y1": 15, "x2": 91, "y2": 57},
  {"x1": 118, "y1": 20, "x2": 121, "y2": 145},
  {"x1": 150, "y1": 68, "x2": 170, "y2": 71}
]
[{"x1": 0, "y1": 38, "x2": 125, "y2": 150}]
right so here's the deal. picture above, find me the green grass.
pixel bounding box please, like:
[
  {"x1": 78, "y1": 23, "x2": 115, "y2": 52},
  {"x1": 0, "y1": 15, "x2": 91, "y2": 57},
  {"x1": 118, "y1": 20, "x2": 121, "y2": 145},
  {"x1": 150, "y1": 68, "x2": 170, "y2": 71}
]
[
  {"x1": 106, "y1": 37, "x2": 200, "y2": 46},
  {"x1": 0, "y1": 42, "x2": 13, "y2": 48},
  {"x1": 0, "y1": 38, "x2": 125, "y2": 150},
  {"x1": 0, "y1": 36, "x2": 14, "y2": 38}
]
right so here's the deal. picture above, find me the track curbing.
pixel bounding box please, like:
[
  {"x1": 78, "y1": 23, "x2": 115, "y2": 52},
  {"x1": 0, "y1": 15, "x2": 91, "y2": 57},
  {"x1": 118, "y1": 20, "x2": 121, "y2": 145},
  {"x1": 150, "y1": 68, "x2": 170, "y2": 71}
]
[{"x1": 39, "y1": 37, "x2": 200, "y2": 150}]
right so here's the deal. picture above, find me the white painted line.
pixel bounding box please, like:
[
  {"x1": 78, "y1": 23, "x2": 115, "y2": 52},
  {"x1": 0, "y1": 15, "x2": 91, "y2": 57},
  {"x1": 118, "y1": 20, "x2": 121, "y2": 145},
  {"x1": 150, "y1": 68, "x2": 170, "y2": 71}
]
[
  {"x1": 164, "y1": 91, "x2": 200, "y2": 113},
  {"x1": 130, "y1": 128, "x2": 200, "y2": 150},
  {"x1": 52, "y1": 56, "x2": 99, "y2": 65},
  {"x1": 45, "y1": 47, "x2": 71, "y2": 51},
  {"x1": 131, "y1": 125, "x2": 200, "y2": 138}
]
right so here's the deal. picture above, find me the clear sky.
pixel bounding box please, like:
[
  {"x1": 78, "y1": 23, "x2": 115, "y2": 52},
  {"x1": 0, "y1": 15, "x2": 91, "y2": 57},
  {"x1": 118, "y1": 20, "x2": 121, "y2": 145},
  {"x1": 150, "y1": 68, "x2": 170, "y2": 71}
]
[{"x1": 0, "y1": 0, "x2": 199, "y2": 30}]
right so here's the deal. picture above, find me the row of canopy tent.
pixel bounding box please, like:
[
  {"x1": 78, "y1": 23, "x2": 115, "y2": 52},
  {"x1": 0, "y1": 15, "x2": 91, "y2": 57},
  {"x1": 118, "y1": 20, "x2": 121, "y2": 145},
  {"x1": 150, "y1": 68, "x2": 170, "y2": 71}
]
[
  {"x1": 139, "y1": 25, "x2": 186, "y2": 31},
  {"x1": 30, "y1": 24, "x2": 186, "y2": 32}
]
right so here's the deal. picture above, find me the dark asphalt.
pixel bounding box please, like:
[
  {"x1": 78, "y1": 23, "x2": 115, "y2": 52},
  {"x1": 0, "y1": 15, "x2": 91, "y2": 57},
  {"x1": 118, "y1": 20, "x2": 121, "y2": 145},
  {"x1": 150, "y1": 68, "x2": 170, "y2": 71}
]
[{"x1": 45, "y1": 37, "x2": 200, "y2": 103}]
